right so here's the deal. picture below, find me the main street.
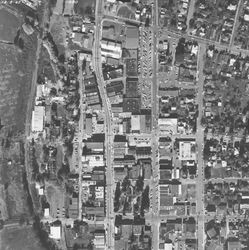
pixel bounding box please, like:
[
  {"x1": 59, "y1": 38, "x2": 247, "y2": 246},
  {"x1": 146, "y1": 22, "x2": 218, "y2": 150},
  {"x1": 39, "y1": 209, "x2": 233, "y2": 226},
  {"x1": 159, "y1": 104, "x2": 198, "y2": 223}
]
[
  {"x1": 151, "y1": 0, "x2": 160, "y2": 249},
  {"x1": 196, "y1": 43, "x2": 206, "y2": 250},
  {"x1": 94, "y1": 0, "x2": 115, "y2": 249},
  {"x1": 77, "y1": 58, "x2": 85, "y2": 220}
]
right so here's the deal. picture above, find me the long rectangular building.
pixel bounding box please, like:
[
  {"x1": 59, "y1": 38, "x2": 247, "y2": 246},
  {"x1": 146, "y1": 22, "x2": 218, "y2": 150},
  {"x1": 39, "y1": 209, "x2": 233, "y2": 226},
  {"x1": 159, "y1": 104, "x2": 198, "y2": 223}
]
[{"x1": 31, "y1": 105, "x2": 45, "y2": 132}]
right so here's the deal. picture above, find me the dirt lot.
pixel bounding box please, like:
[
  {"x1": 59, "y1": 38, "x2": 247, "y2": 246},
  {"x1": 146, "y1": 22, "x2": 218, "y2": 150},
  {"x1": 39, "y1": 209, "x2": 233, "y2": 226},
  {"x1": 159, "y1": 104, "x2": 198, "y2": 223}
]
[
  {"x1": 0, "y1": 226, "x2": 46, "y2": 250},
  {"x1": 46, "y1": 183, "x2": 66, "y2": 218}
]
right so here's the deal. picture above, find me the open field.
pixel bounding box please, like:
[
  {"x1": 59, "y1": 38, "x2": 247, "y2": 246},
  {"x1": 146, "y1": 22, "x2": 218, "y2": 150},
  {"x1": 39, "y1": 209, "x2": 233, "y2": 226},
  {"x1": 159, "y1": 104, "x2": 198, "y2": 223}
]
[
  {"x1": 0, "y1": 141, "x2": 31, "y2": 219},
  {"x1": 38, "y1": 46, "x2": 56, "y2": 82},
  {"x1": 0, "y1": 226, "x2": 46, "y2": 250},
  {"x1": 0, "y1": 7, "x2": 38, "y2": 133},
  {"x1": 50, "y1": 14, "x2": 69, "y2": 56},
  {"x1": 74, "y1": 0, "x2": 96, "y2": 16},
  {"x1": 117, "y1": 5, "x2": 135, "y2": 20},
  {"x1": 0, "y1": 0, "x2": 39, "y2": 226},
  {"x1": 0, "y1": 7, "x2": 21, "y2": 42}
]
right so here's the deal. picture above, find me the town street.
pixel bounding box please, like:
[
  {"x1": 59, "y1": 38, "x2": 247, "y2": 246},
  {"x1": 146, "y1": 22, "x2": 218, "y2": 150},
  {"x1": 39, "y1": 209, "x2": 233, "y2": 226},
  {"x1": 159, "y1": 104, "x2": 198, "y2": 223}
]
[
  {"x1": 196, "y1": 43, "x2": 206, "y2": 249},
  {"x1": 94, "y1": 0, "x2": 115, "y2": 249},
  {"x1": 151, "y1": 0, "x2": 160, "y2": 249}
]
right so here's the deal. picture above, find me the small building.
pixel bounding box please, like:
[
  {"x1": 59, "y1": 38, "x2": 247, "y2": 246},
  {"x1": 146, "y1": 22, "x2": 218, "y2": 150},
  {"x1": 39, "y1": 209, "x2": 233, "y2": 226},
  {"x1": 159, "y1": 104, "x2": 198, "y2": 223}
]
[
  {"x1": 101, "y1": 39, "x2": 122, "y2": 59},
  {"x1": 228, "y1": 240, "x2": 241, "y2": 250},
  {"x1": 158, "y1": 118, "x2": 177, "y2": 134},
  {"x1": 164, "y1": 242, "x2": 173, "y2": 250},
  {"x1": 50, "y1": 224, "x2": 62, "y2": 240},
  {"x1": 69, "y1": 196, "x2": 79, "y2": 219},
  {"x1": 131, "y1": 115, "x2": 140, "y2": 133},
  {"x1": 44, "y1": 208, "x2": 50, "y2": 218},
  {"x1": 85, "y1": 115, "x2": 93, "y2": 135}
]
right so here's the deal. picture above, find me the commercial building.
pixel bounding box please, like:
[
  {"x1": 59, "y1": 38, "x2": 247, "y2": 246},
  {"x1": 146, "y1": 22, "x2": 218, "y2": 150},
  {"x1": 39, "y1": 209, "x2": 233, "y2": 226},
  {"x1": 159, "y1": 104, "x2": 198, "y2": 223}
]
[
  {"x1": 179, "y1": 139, "x2": 196, "y2": 161},
  {"x1": 31, "y1": 105, "x2": 45, "y2": 132},
  {"x1": 69, "y1": 196, "x2": 79, "y2": 219},
  {"x1": 158, "y1": 117, "x2": 177, "y2": 134},
  {"x1": 49, "y1": 224, "x2": 62, "y2": 240},
  {"x1": 101, "y1": 39, "x2": 122, "y2": 59}
]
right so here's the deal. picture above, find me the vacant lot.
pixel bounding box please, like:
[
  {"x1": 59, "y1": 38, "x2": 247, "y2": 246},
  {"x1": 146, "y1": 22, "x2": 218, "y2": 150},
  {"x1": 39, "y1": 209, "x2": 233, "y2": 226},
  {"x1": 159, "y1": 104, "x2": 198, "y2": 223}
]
[
  {"x1": 0, "y1": 45, "x2": 25, "y2": 132},
  {"x1": 0, "y1": 7, "x2": 21, "y2": 42},
  {"x1": 0, "y1": 226, "x2": 46, "y2": 250},
  {"x1": 46, "y1": 183, "x2": 66, "y2": 218}
]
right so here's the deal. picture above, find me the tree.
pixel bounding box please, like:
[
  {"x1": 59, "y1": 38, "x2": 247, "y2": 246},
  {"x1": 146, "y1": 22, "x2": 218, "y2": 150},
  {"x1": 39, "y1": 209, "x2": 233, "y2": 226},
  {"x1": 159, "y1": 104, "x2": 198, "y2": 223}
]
[
  {"x1": 114, "y1": 182, "x2": 121, "y2": 212},
  {"x1": 50, "y1": 87, "x2": 57, "y2": 96},
  {"x1": 50, "y1": 0, "x2": 57, "y2": 8},
  {"x1": 82, "y1": 59, "x2": 87, "y2": 71},
  {"x1": 85, "y1": 6, "x2": 92, "y2": 16},
  {"x1": 189, "y1": 18, "x2": 195, "y2": 29},
  {"x1": 140, "y1": 186, "x2": 150, "y2": 216},
  {"x1": 205, "y1": 166, "x2": 211, "y2": 179},
  {"x1": 122, "y1": 176, "x2": 130, "y2": 192},
  {"x1": 58, "y1": 54, "x2": 65, "y2": 63},
  {"x1": 213, "y1": 195, "x2": 221, "y2": 206},
  {"x1": 135, "y1": 176, "x2": 144, "y2": 192}
]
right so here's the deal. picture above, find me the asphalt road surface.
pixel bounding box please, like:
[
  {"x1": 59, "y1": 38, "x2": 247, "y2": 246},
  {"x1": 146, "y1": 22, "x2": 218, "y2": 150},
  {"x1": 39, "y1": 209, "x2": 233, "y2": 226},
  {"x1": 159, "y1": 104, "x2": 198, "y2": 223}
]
[
  {"x1": 151, "y1": 0, "x2": 160, "y2": 249},
  {"x1": 94, "y1": 0, "x2": 115, "y2": 249},
  {"x1": 196, "y1": 43, "x2": 206, "y2": 249}
]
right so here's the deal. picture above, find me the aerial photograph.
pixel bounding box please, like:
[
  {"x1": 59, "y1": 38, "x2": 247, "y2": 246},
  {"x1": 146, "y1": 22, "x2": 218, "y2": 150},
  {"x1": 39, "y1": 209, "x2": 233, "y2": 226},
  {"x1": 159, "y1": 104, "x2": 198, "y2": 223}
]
[{"x1": 0, "y1": 0, "x2": 249, "y2": 249}]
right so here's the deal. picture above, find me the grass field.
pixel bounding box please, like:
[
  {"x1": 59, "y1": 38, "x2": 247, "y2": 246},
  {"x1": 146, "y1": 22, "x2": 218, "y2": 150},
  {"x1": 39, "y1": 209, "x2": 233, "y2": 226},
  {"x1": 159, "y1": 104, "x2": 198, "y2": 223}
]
[
  {"x1": 38, "y1": 46, "x2": 56, "y2": 82},
  {"x1": 0, "y1": 1, "x2": 39, "y2": 223},
  {"x1": 74, "y1": 0, "x2": 96, "y2": 16},
  {"x1": 0, "y1": 8, "x2": 21, "y2": 42},
  {"x1": 0, "y1": 226, "x2": 46, "y2": 250},
  {"x1": 117, "y1": 5, "x2": 135, "y2": 20},
  {"x1": 0, "y1": 7, "x2": 38, "y2": 133},
  {"x1": 50, "y1": 14, "x2": 68, "y2": 56},
  {"x1": 0, "y1": 141, "x2": 32, "y2": 219}
]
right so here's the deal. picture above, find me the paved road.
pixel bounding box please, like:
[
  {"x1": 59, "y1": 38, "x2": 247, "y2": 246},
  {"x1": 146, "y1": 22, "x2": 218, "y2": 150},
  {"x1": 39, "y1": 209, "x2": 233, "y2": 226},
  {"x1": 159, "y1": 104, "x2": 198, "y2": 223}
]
[
  {"x1": 186, "y1": 0, "x2": 196, "y2": 35},
  {"x1": 195, "y1": 43, "x2": 206, "y2": 250},
  {"x1": 161, "y1": 27, "x2": 249, "y2": 56},
  {"x1": 229, "y1": 0, "x2": 243, "y2": 48},
  {"x1": 151, "y1": 0, "x2": 160, "y2": 249},
  {"x1": 94, "y1": 0, "x2": 115, "y2": 249},
  {"x1": 77, "y1": 58, "x2": 85, "y2": 220}
]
